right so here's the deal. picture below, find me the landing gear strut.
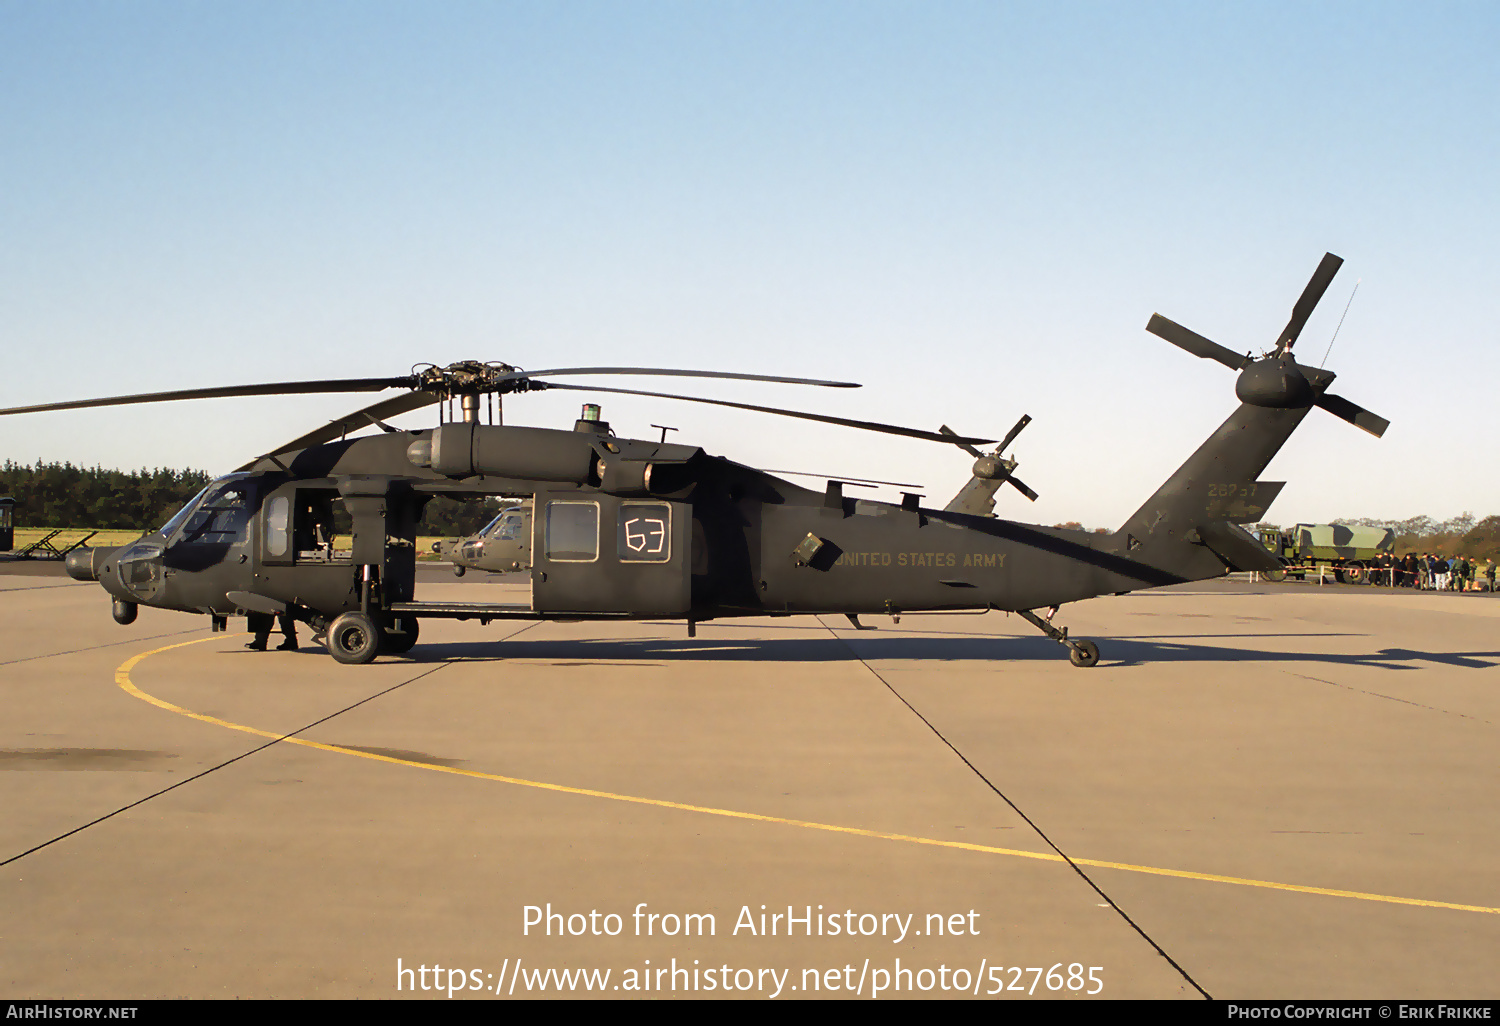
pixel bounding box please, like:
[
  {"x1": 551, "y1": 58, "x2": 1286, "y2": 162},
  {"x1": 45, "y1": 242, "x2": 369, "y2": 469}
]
[{"x1": 1017, "y1": 607, "x2": 1100, "y2": 668}]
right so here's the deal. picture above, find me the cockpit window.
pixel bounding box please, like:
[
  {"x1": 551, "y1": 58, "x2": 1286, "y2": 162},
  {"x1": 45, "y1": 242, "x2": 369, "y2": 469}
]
[
  {"x1": 479, "y1": 507, "x2": 526, "y2": 541},
  {"x1": 496, "y1": 512, "x2": 525, "y2": 540},
  {"x1": 158, "y1": 486, "x2": 210, "y2": 537},
  {"x1": 478, "y1": 513, "x2": 507, "y2": 539},
  {"x1": 174, "y1": 477, "x2": 254, "y2": 546}
]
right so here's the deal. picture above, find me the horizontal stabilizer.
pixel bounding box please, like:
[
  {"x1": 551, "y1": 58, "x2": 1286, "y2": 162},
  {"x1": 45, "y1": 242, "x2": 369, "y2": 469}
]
[{"x1": 1198, "y1": 521, "x2": 1283, "y2": 574}]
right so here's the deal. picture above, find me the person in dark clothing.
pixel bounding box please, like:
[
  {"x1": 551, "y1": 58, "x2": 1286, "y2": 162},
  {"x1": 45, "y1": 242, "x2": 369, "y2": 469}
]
[{"x1": 246, "y1": 611, "x2": 298, "y2": 651}]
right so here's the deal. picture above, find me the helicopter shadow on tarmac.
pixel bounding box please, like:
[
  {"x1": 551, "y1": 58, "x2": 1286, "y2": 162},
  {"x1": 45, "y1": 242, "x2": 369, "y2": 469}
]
[{"x1": 393, "y1": 629, "x2": 1500, "y2": 673}]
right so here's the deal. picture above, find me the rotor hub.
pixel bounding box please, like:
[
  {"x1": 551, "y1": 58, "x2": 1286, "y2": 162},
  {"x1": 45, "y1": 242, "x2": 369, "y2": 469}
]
[{"x1": 413, "y1": 361, "x2": 532, "y2": 399}]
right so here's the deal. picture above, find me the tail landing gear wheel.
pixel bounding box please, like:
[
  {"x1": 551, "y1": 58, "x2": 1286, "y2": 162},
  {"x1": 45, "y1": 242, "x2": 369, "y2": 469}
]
[
  {"x1": 380, "y1": 617, "x2": 420, "y2": 655},
  {"x1": 1069, "y1": 640, "x2": 1100, "y2": 668},
  {"x1": 1017, "y1": 608, "x2": 1099, "y2": 667},
  {"x1": 327, "y1": 612, "x2": 379, "y2": 665}
]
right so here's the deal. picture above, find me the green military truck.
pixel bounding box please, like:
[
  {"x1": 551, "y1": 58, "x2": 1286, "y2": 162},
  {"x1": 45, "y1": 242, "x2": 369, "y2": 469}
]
[{"x1": 1255, "y1": 522, "x2": 1396, "y2": 584}]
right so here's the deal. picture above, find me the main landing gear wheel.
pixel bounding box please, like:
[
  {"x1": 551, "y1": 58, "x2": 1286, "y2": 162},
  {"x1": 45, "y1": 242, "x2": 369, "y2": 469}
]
[
  {"x1": 1069, "y1": 640, "x2": 1100, "y2": 668},
  {"x1": 452, "y1": 564, "x2": 466, "y2": 577},
  {"x1": 380, "y1": 617, "x2": 420, "y2": 655},
  {"x1": 1263, "y1": 565, "x2": 1287, "y2": 583},
  {"x1": 327, "y1": 612, "x2": 380, "y2": 665}
]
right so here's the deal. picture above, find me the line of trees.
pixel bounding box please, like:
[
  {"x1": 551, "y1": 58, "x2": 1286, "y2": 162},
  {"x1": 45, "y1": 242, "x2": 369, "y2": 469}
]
[
  {"x1": 1334, "y1": 513, "x2": 1500, "y2": 559},
  {"x1": 418, "y1": 496, "x2": 508, "y2": 537},
  {"x1": 0, "y1": 461, "x2": 212, "y2": 531},
  {"x1": 1061, "y1": 514, "x2": 1499, "y2": 558},
  {"x1": 0, "y1": 461, "x2": 513, "y2": 537}
]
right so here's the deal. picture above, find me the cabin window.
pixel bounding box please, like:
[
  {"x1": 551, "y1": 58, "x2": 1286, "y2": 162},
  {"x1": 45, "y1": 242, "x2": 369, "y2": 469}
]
[
  {"x1": 617, "y1": 503, "x2": 670, "y2": 562},
  {"x1": 264, "y1": 496, "x2": 290, "y2": 557},
  {"x1": 545, "y1": 501, "x2": 599, "y2": 562},
  {"x1": 293, "y1": 489, "x2": 349, "y2": 562}
]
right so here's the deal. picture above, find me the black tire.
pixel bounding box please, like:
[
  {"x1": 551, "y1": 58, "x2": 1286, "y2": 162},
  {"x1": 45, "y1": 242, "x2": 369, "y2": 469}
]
[
  {"x1": 1344, "y1": 561, "x2": 1367, "y2": 585},
  {"x1": 381, "y1": 617, "x2": 420, "y2": 655},
  {"x1": 327, "y1": 612, "x2": 380, "y2": 665},
  {"x1": 452, "y1": 564, "x2": 466, "y2": 577},
  {"x1": 1069, "y1": 640, "x2": 1100, "y2": 668},
  {"x1": 1263, "y1": 565, "x2": 1287, "y2": 583}
]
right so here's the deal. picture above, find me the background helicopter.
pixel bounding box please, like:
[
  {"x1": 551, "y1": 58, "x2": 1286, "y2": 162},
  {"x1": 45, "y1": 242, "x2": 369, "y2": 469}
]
[
  {"x1": 1, "y1": 253, "x2": 1386, "y2": 667},
  {"x1": 431, "y1": 499, "x2": 532, "y2": 576}
]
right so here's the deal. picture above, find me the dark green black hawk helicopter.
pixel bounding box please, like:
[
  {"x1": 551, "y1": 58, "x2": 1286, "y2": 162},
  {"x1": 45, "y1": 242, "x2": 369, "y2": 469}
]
[
  {"x1": 2, "y1": 253, "x2": 1385, "y2": 666},
  {"x1": 432, "y1": 500, "x2": 532, "y2": 576}
]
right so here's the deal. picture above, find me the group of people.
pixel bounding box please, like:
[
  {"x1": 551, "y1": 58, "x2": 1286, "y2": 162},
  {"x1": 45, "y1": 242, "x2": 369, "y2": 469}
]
[{"x1": 1367, "y1": 552, "x2": 1497, "y2": 590}]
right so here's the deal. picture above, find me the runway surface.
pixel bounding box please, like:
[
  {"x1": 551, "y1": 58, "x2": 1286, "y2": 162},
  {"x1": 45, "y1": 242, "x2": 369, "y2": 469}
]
[{"x1": 2, "y1": 565, "x2": 1497, "y2": 999}]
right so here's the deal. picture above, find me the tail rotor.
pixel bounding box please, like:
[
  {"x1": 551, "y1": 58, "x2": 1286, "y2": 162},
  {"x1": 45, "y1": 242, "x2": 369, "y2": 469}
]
[
  {"x1": 941, "y1": 413, "x2": 1038, "y2": 516},
  {"x1": 1146, "y1": 253, "x2": 1389, "y2": 438}
]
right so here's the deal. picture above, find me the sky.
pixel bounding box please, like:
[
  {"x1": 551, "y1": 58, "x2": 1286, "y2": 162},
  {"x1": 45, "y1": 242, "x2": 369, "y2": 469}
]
[{"x1": 3, "y1": 1, "x2": 1497, "y2": 529}]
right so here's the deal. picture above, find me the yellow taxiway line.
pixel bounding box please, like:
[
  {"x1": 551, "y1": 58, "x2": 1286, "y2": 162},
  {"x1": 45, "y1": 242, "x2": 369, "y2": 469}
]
[{"x1": 116, "y1": 636, "x2": 1500, "y2": 917}]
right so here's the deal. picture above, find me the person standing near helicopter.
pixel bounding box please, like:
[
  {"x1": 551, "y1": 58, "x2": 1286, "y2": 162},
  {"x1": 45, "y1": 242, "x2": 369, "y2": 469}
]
[{"x1": 246, "y1": 611, "x2": 298, "y2": 651}]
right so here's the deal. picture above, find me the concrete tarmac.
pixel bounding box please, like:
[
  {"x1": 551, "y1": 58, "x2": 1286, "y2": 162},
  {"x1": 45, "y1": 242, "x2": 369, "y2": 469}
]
[{"x1": 1, "y1": 567, "x2": 1497, "y2": 1000}]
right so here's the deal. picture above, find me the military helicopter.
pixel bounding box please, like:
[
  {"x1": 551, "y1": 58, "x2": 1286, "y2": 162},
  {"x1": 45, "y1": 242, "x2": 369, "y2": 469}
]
[
  {"x1": 432, "y1": 499, "x2": 532, "y2": 576},
  {"x1": 1, "y1": 253, "x2": 1385, "y2": 667}
]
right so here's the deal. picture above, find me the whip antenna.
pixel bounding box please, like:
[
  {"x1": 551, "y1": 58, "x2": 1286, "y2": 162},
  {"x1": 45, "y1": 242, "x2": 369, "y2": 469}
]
[{"x1": 1320, "y1": 279, "x2": 1361, "y2": 369}]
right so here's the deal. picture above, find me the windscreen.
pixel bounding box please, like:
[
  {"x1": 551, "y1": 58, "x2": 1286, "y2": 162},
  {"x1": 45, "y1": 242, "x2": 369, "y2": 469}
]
[
  {"x1": 157, "y1": 486, "x2": 211, "y2": 537},
  {"x1": 172, "y1": 476, "x2": 254, "y2": 546}
]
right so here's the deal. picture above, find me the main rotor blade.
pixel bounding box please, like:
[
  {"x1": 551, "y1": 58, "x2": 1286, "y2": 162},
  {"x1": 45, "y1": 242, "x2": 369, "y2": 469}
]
[
  {"x1": 1146, "y1": 314, "x2": 1250, "y2": 371},
  {"x1": 1277, "y1": 252, "x2": 1343, "y2": 352},
  {"x1": 500, "y1": 367, "x2": 859, "y2": 389},
  {"x1": 0, "y1": 377, "x2": 415, "y2": 417},
  {"x1": 997, "y1": 413, "x2": 1032, "y2": 454},
  {"x1": 1007, "y1": 476, "x2": 1039, "y2": 502},
  {"x1": 235, "y1": 391, "x2": 441, "y2": 471},
  {"x1": 759, "y1": 469, "x2": 924, "y2": 489},
  {"x1": 537, "y1": 381, "x2": 993, "y2": 446},
  {"x1": 1314, "y1": 391, "x2": 1389, "y2": 438}
]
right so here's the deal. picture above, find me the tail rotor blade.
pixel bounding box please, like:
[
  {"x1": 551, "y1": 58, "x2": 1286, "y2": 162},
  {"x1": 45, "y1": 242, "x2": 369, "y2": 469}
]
[
  {"x1": 1315, "y1": 391, "x2": 1389, "y2": 438},
  {"x1": 939, "y1": 424, "x2": 985, "y2": 458},
  {"x1": 1146, "y1": 314, "x2": 1250, "y2": 370},
  {"x1": 1277, "y1": 252, "x2": 1343, "y2": 352},
  {"x1": 997, "y1": 414, "x2": 1032, "y2": 454}
]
